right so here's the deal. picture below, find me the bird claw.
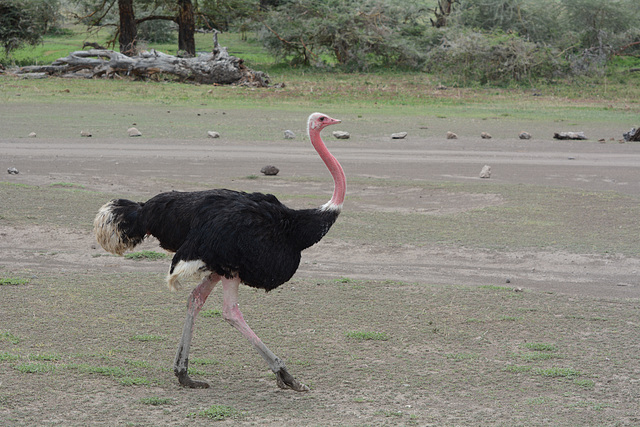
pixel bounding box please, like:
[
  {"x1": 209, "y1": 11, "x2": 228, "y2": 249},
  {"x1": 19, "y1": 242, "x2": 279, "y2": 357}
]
[
  {"x1": 275, "y1": 368, "x2": 310, "y2": 392},
  {"x1": 176, "y1": 371, "x2": 210, "y2": 389}
]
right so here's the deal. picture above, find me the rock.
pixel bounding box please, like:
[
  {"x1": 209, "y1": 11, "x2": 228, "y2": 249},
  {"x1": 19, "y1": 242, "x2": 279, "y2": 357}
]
[
  {"x1": 28, "y1": 132, "x2": 37, "y2": 138},
  {"x1": 481, "y1": 132, "x2": 492, "y2": 139},
  {"x1": 553, "y1": 131, "x2": 586, "y2": 140},
  {"x1": 519, "y1": 131, "x2": 532, "y2": 140},
  {"x1": 7, "y1": 167, "x2": 19, "y2": 175},
  {"x1": 623, "y1": 127, "x2": 640, "y2": 142},
  {"x1": 260, "y1": 165, "x2": 279, "y2": 176},
  {"x1": 128, "y1": 127, "x2": 142, "y2": 137},
  {"x1": 391, "y1": 132, "x2": 407, "y2": 139},
  {"x1": 479, "y1": 165, "x2": 491, "y2": 179},
  {"x1": 333, "y1": 131, "x2": 350, "y2": 139},
  {"x1": 284, "y1": 130, "x2": 295, "y2": 139},
  {"x1": 80, "y1": 130, "x2": 92, "y2": 137},
  {"x1": 446, "y1": 131, "x2": 457, "y2": 139},
  {"x1": 207, "y1": 131, "x2": 220, "y2": 138}
]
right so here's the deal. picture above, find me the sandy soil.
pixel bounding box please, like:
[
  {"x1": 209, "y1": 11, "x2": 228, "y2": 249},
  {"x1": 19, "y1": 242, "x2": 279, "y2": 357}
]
[
  {"x1": 2, "y1": 128, "x2": 640, "y2": 299},
  {"x1": 1, "y1": 107, "x2": 640, "y2": 425}
]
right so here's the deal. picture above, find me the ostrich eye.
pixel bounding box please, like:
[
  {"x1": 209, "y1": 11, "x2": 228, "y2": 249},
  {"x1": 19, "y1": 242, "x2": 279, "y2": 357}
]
[{"x1": 319, "y1": 117, "x2": 325, "y2": 121}]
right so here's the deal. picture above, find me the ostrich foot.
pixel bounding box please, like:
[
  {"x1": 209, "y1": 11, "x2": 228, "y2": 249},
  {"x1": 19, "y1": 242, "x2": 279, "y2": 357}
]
[
  {"x1": 275, "y1": 368, "x2": 310, "y2": 392},
  {"x1": 176, "y1": 371, "x2": 210, "y2": 389}
]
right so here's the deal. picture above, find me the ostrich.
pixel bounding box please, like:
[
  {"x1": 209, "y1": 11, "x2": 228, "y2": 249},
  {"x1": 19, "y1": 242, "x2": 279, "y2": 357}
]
[{"x1": 93, "y1": 112, "x2": 345, "y2": 391}]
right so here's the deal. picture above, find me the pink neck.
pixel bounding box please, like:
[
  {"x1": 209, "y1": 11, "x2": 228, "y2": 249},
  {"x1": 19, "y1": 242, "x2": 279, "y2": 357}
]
[{"x1": 309, "y1": 127, "x2": 346, "y2": 210}]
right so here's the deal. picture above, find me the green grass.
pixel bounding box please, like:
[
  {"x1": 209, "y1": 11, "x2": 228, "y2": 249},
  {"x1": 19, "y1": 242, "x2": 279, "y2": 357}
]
[
  {"x1": 189, "y1": 404, "x2": 242, "y2": 421},
  {"x1": 0, "y1": 277, "x2": 29, "y2": 286},
  {"x1": 15, "y1": 363, "x2": 56, "y2": 374},
  {"x1": 139, "y1": 396, "x2": 175, "y2": 406},
  {"x1": 201, "y1": 309, "x2": 222, "y2": 318},
  {"x1": 123, "y1": 251, "x2": 168, "y2": 261},
  {"x1": 524, "y1": 343, "x2": 558, "y2": 352},
  {"x1": 0, "y1": 331, "x2": 20, "y2": 344},
  {"x1": 346, "y1": 331, "x2": 389, "y2": 341}
]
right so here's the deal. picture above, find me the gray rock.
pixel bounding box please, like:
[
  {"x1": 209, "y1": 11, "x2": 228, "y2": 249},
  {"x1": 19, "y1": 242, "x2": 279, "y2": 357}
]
[
  {"x1": 333, "y1": 131, "x2": 350, "y2": 139},
  {"x1": 623, "y1": 127, "x2": 639, "y2": 142},
  {"x1": 553, "y1": 131, "x2": 586, "y2": 140},
  {"x1": 80, "y1": 130, "x2": 92, "y2": 137},
  {"x1": 479, "y1": 165, "x2": 491, "y2": 179},
  {"x1": 207, "y1": 131, "x2": 220, "y2": 138},
  {"x1": 260, "y1": 165, "x2": 279, "y2": 176},
  {"x1": 28, "y1": 132, "x2": 37, "y2": 138},
  {"x1": 284, "y1": 130, "x2": 295, "y2": 139},
  {"x1": 391, "y1": 132, "x2": 408, "y2": 139},
  {"x1": 7, "y1": 167, "x2": 19, "y2": 175},
  {"x1": 481, "y1": 132, "x2": 492, "y2": 139},
  {"x1": 519, "y1": 131, "x2": 532, "y2": 140},
  {"x1": 446, "y1": 131, "x2": 457, "y2": 139},
  {"x1": 128, "y1": 127, "x2": 142, "y2": 137}
]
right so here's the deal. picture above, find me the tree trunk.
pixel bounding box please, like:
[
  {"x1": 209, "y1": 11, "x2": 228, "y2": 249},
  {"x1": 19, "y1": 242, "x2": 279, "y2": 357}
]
[
  {"x1": 177, "y1": 0, "x2": 196, "y2": 56},
  {"x1": 118, "y1": 0, "x2": 137, "y2": 56}
]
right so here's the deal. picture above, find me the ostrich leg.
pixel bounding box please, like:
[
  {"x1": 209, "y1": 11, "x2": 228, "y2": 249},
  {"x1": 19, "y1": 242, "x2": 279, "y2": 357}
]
[
  {"x1": 222, "y1": 277, "x2": 310, "y2": 392},
  {"x1": 174, "y1": 273, "x2": 221, "y2": 388}
]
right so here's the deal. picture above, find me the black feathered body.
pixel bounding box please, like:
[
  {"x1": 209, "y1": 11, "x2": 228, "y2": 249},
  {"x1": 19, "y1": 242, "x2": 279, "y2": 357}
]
[{"x1": 97, "y1": 189, "x2": 340, "y2": 292}]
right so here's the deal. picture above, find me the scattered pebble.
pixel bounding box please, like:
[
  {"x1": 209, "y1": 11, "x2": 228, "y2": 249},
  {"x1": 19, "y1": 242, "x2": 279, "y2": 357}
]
[
  {"x1": 7, "y1": 167, "x2": 19, "y2": 175},
  {"x1": 479, "y1": 165, "x2": 491, "y2": 179},
  {"x1": 80, "y1": 130, "x2": 92, "y2": 137},
  {"x1": 260, "y1": 165, "x2": 279, "y2": 176},
  {"x1": 519, "y1": 131, "x2": 532, "y2": 140},
  {"x1": 446, "y1": 131, "x2": 457, "y2": 139},
  {"x1": 128, "y1": 127, "x2": 142, "y2": 137},
  {"x1": 284, "y1": 130, "x2": 295, "y2": 139},
  {"x1": 332, "y1": 131, "x2": 350, "y2": 139},
  {"x1": 28, "y1": 132, "x2": 37, "y2": 138},
  {"x1": 391, "y1": 132, "x2": 407, "y2": 139},
  {"x1": 481, "y1": 132, "x2": 492, "y2": 139},
  {"x1": 207, "y1": 131, "x2": 220, "y2": 138}
]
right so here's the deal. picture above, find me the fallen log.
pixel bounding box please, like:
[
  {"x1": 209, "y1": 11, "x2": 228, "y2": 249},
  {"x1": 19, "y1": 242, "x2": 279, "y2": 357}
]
[{"x1": 14, "y1": 46, "x2": 269, "y2": 87}]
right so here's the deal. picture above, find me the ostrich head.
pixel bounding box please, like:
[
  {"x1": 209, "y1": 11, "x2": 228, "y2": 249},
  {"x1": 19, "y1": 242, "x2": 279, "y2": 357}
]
[{"x1": 308, "y1": 112, "x2": 341, "y2": 132}]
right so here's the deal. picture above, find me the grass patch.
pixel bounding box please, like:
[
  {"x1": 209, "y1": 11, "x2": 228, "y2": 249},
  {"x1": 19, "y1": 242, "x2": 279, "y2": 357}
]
[
  {"x1": 189, "y1": 404, "x2": 241, "y2": 420},
  {"x1": 201, "y1": 309, "x2": 222, "y2": 318},
  {"x1": 523, "y1": 343, "x2": 558, "y2": 352},
  {"x1": 346, "y1": 331, "x2": 389, "y2": 341},
  {"x1": 0, "y1": 277, "x2": 29, "y2": 286},
  {"x1": 124, "y1": 251, "x2": 168, "y2": 261},
  {"x1": 534, "y1": 367, "x2": 582, "y2": 378},
  {"x1": 0, "y1": 352, "x2": 20, "y2": 362},
  {"x1": 140, "y1": 396, "x2": 175, "y2": 406},
  {"x1": 190, "y1": 357, "x2": 219, "y2": 366},
  {"x1": 118, "y1": 376, "x2": 151, "y2": 386},
  {"x1": 15, "y1": 363, "x2": 56, "y2": 374},
  {"x1": 28, "y1": 353, "x2": 61, "y2": 362},
  {"x1": 0, "y1": 331, "x2": 20, "y2": 344}
]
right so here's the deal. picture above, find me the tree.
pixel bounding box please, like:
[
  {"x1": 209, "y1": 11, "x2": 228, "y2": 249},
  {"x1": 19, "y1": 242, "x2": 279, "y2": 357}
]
[
  {"x1": 118, "y1": 0, "x2": 137, "y2": 55},
  {"x1": 0, "y1": 0, "x2": 58, "y2": 56},
  {"x1": 74, "y1": 0, "x2": 200, "y2": 56}
]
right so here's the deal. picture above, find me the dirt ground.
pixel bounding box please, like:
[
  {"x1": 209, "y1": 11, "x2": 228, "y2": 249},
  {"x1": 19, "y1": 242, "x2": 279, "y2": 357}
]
[{"x1": 1, "y1": 104, "x2": 639, "y2": 425}]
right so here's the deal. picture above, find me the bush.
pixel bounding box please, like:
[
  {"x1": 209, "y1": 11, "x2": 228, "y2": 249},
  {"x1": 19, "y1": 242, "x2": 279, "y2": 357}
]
[
  {"x1": 0, "y1": 0, "x2": 58, "y2": 55},
  {"x1": 424, "y1": 29, "x2": 567, "y2": 85},
  {"x1": 258, "y1": 0, "x2": 430, "y2": 70}
]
